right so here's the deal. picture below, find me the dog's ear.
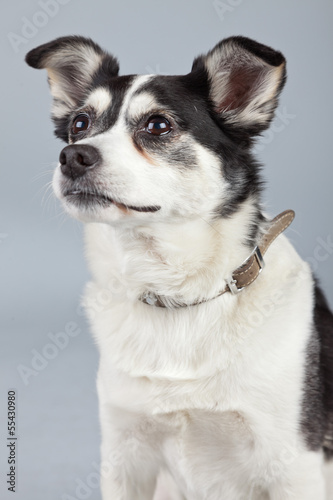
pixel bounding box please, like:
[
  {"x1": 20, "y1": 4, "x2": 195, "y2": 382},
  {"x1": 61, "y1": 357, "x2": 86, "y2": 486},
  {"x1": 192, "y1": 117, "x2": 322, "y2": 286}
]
[
  {"x1": 25, "y1": 35, "x2": 119, "y2": 125},
  {"x1": 192, "y1": 36, "x2": 286, "y2": 136}
]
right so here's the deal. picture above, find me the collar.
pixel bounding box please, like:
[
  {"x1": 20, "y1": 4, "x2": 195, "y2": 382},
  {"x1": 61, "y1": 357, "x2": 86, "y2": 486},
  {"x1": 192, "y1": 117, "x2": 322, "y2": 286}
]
[{"x1": 139, "y1": 210, "x2": 295, "y2": 308}]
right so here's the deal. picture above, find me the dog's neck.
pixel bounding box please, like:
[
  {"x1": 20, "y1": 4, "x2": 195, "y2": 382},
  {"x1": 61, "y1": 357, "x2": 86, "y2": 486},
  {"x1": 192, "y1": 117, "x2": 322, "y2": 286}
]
[{"x1": 85, "y1": 198, "x2": 265, "y2": 305}]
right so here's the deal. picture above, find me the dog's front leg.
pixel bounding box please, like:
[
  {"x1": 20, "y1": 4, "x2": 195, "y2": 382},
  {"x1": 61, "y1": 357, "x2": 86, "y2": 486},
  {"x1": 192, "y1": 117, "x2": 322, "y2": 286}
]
[
  {"x1": 99, "y1": 429, "x2": 159, "y2": 500},
  {"x1": 98, "y1": 399, "x2": 160, "y2": 500},
  {"x1": 267, "y1": 450, "x2": 326, "y2": 500}
]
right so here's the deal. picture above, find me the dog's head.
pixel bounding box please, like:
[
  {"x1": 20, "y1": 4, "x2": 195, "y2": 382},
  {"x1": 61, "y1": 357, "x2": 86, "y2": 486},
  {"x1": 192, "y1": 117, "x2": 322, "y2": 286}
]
[{"x1": 26, "y1": 36, "x2": 286, "y2": 226}]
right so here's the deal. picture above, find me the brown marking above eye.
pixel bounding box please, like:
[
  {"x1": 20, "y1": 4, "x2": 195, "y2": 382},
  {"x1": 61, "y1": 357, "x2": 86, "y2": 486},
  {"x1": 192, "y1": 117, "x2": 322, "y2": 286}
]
[
  {"x1": 145, "y1": 116, "x2": 171, "y2": 136},
  {"x1": 72, "y1": 113, "x2": 91, "y2": 134}
]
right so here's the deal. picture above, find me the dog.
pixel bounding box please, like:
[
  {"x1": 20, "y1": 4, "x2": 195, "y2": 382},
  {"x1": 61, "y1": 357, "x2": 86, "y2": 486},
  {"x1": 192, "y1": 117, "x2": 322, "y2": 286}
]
[{"x1": 26, "y1": 35, "x2": 333, "y2": 499}]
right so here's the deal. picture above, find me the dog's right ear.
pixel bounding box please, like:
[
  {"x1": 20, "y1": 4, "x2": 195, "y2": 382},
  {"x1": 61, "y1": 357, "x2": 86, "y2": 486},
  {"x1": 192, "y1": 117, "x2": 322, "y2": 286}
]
[{"x1": 25, "y1": 36, "x2": 119, "y2": 138}]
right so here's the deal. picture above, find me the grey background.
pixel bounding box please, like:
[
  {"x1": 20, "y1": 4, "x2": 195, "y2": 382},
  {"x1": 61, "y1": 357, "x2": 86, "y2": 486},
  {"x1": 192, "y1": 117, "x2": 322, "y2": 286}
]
[{"x1": 1, "y1": 0, "x2": 332, "y2": 499}]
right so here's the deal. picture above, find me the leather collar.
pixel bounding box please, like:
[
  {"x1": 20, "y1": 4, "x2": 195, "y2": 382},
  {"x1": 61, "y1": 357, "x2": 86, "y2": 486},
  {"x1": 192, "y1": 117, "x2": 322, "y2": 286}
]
[{"x1": 140, "y1": 210, "x2": 295, "y2": 308}]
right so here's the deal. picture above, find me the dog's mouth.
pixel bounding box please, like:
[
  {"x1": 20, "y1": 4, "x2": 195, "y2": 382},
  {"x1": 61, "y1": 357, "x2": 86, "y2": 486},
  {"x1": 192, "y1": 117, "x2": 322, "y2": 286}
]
[{"x1": 64, "y1": 190, "x2": 161, "y2": 213}]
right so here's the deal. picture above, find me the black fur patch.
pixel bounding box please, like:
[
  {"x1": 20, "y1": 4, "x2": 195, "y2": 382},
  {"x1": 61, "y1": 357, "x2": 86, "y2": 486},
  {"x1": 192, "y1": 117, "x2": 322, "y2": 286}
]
[
  {"x1": 301, "y1": 282, "x2": 333, "y2": 459},
  {"x1": 223, "y1": 36, "x2": 285, "y2": 67},
  {"x1": 136, "y1": 74, "x2": 263, "y2": 226},
  {"x1": 53, "y1": 113, "x2": 72, "y2": 143}
]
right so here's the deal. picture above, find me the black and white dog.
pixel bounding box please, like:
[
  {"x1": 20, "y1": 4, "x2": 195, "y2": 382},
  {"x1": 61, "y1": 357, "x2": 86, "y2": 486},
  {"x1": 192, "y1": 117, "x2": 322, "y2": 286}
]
[{"x1": 26, "y1": 36, "x2": 333, "y2": 499}]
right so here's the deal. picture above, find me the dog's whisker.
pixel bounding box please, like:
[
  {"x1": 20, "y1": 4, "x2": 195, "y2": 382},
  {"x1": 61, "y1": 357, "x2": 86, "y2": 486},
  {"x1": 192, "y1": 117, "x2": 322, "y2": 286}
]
[
  {"x1": 31, "y1": 168, "x2": 54, "y2": 183},
  {"x1": 40, "y1": 181, "x2": 54, "y2": 207}
]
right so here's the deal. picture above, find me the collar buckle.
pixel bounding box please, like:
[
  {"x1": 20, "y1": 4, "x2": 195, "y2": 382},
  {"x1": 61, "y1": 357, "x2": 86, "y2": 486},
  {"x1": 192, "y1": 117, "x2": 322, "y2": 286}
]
[
  {"x1": 227, "y1": 246, "x2": 265, "y2": 295},
  {"x1": 226, "y1": 278, "x2": 244, "y2": 295},
  {"x1": 142, "y1": 291, "x2": 158, "y2": 306},
  {"x1": 254, "y1": 245, "x2": 265, "y2": 272}
]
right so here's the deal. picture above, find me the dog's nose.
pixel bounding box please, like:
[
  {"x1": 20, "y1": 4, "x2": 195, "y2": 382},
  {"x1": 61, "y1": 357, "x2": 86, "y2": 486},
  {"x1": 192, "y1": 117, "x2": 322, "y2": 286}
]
[{"x1": 59, "y1": 145, "x2": 100, "y2": 180}]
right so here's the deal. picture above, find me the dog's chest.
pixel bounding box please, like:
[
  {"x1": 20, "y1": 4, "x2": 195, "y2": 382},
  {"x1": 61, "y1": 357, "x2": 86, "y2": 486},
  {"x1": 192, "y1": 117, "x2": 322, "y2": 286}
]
[
  {"x1": 160, "y1": 409, "x2": 266, "y2": 498},
  {"x1": 88, "y1": 271, "x2": 311, "y2": 414},
  {"x1": 93, "y1": 294, "x2": 308, "y2": 432},
  {"x1": 90, "y1": 266, "x2": 313, "y2": 496}
]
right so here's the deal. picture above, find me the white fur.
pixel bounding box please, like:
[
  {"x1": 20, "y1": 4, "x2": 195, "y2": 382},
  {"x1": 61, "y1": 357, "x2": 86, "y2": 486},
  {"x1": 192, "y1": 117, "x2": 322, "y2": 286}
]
[
  {"x1": 52, "y1": 77, "x2": 331, "y2": 499},
  {"x1": 84, "y1": 87, "x2": 112, "y2": 115},
  {"x1": 127, "y1": 91, "x2": 159, "y2": 121}
]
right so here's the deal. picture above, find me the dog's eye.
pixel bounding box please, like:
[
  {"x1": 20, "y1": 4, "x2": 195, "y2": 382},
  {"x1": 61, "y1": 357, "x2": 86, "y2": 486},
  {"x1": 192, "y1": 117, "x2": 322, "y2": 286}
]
[
  {"x1": 72, "y1": 114, "x2": 90, "y2": 134},
  {"x1": 146, "y1": 116, "x2": 171, "y2": 136}
]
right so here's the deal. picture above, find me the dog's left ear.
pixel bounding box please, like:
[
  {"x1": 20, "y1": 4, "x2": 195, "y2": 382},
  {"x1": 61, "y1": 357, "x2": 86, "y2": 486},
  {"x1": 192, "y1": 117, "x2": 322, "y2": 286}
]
[
  {"x1": 192, "y1": 36, "x2": 286, "y2": 135},
  {"x1": 25, "y1": 36, "x2": 119, "y2": 136}
]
